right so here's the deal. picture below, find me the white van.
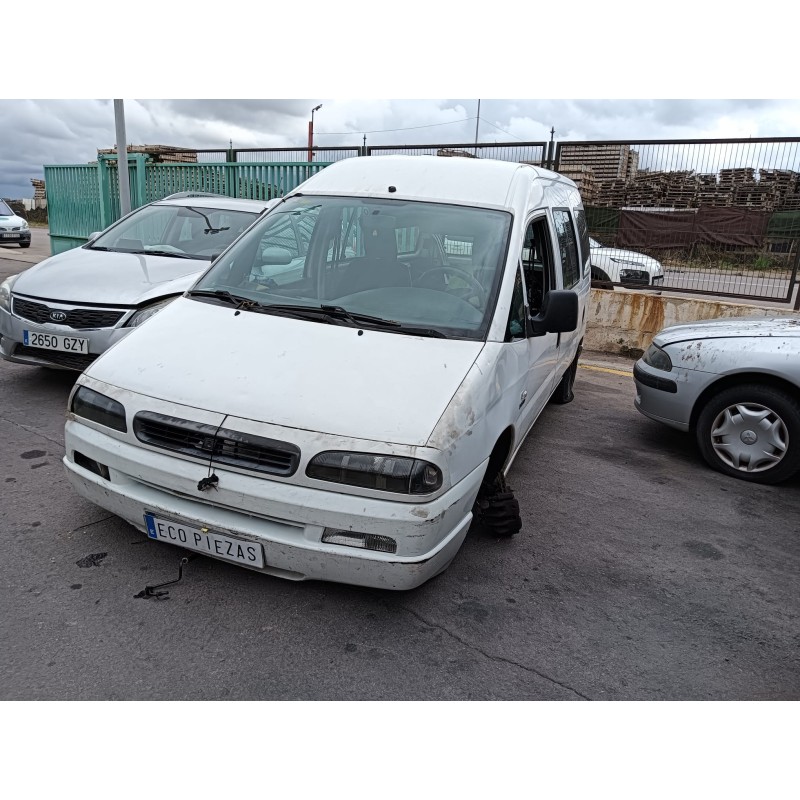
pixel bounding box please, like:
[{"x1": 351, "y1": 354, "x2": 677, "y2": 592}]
[{"x1": 63, "y1": 156, "x2": 591, "y2": 590}]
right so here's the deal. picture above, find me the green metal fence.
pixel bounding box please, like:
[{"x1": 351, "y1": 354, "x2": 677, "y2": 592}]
[{"x1": 44, "y1": 156, "x2": 331, "y2": 255}]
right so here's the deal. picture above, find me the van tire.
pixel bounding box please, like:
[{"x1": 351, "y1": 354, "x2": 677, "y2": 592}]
[
  {"x1": 550, "y1": 349, "x2": 580, "y2": 405},
  {"x1": 475, "y1": 473, "x2": 522, "y2": 536}
]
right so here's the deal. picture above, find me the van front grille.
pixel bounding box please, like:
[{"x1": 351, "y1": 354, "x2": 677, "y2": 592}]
[{"x1": 132, "y1": 412, "x2": 300, "y2": 476}]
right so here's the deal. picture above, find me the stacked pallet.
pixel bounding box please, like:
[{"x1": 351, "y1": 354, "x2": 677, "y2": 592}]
[
  {"x1": 733, "y1": 184, "x2": 781, "y2": 211},
  {"x1": 436, "y1": 148, "x2": 477, "y2": 158},
  {"x1": 696, "y1": 172, "x2": 731, "y2": 207},
  {"x1": 30, "y1": 178, "x2": 46, "y2": 199},
  {"x1": 662, "y1": 171, "x2": 698, "y2": 208},
  {"x1": 556, "y1": 166, "x2": 598, "y2": 204},
  {"x1": 718, "y1": 168, "x2": 755, "y2": 190},
  {"x1": 558, "y1": 144, "x2": 634, "y2": 180},
  {"x1": 594, "y1": 179, "x2": 628, "y2": 207},
  {"x1": 759, "y1": 169, "x2": 798, "y2": 209},
  {"x1": 97, "y1": 144, "x2": 198, "y2": 163},
  {"x1": 625, "y1": 170, "x2": 670, "y2": 207}
]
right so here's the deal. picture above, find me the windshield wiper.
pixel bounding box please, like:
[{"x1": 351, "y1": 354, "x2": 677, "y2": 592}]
[
  {"x1": 270, "y1": 304, "x2": 447, "y2": 337},
  {"x1": 141, "y1": 249, "x2": 198, "y2": 259},
  {"x1": 185, "y1": 206, "x2": 230, "y2": 235},
  {"x1": 187, "y1": 289, "x2": 262, "y2": 314}
]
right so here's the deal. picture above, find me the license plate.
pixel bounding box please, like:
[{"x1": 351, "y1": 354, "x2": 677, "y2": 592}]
[
  {"x1": 144, "y1": 512, "x2": 265, "y2": 568},
  {"x1": 2, "y1": 233, "x2": 20, "y2": 238},
  {"x1": 23, "y1": 330, "x2": 89, "y2": 353}
]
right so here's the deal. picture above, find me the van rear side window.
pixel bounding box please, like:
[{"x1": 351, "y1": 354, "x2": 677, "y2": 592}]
[{"x1": 553, "y1": 209, "x2": 580, "y2": 289}]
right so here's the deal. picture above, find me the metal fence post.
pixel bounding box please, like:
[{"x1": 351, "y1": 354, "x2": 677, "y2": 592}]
[{"x1": 97, "y1": 155, "x2": 112, "y2": 230}]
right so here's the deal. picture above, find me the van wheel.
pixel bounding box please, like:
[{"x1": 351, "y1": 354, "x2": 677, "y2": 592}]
[
  {"x1": 475, "y1": 473, "x2": 522, "y2": 536},
  {"x1": 550, "y1": 350, "x2": 580, "y2": 405},
  {"x1": 695, "y1": 384, "x2": 800, "y2": 484}
]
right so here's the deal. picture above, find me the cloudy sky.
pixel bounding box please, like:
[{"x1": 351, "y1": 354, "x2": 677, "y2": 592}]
[
  {"x1": 2, "y1": 1, "x2": 796, "y2": 200},
  {"x1": 3, "y1": 98, "x2": 799, "y2": 200}
]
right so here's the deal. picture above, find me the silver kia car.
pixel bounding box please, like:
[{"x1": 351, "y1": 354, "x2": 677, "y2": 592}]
[
  {"x1": 0, "y1": 193, "x2": 273, "y2": 371},
  {"x1": 634, "y1": 317, "x2": 800, "y2": 484}
]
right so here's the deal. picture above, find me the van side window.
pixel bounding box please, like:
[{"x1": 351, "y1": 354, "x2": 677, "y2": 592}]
[
  {"x1": 521, "y1": 217, "x2": 553, "y2": 315},
  {"x1": 573, "y1": 208, "x2": 591, "y2": 276},
  {"x1": 553, "y1": 209, "x2": 580, "y2": 289},
  {"x1": 506, "y1": 265, "x2": 526, "y2": 340}
]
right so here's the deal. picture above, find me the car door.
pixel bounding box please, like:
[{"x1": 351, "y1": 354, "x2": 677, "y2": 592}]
[
  {"x1": 516, "y1": 214, "x2": 560, "y2": 435},
  {"x1": 551, "y1": 207, "x2": 584, "y2": 376}
]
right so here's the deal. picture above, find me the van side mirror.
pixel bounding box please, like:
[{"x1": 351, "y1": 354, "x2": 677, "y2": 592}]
[
  {"x1": 88, "y1": 231, "x2": 101, "y2": 242},
  {"x1": 529, "y1": 290, "x2": 578, "y2": 337}
]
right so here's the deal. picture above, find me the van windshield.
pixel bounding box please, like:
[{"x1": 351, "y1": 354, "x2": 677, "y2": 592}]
[{"x1": 191, "y1": 196, "x2": 512, "y2": 340}]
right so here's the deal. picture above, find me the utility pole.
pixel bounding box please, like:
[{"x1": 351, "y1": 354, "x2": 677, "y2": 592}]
[
  {"x1": 113, "y1": 100, "x2": 131, "y2": 216},
  {"x1": 474, "y1": 99, "x2": 481, "y2": 156},
  {"x1": 308, "y1": 104, "x2": 322, "y2": 162}
]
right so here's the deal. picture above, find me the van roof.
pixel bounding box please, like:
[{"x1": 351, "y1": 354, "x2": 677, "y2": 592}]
[{"x1": 293, "y1": 155, "x2": 572, "y2": 209}]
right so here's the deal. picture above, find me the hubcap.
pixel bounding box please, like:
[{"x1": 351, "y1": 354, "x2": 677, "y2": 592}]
[{"x1": 710, "y1": 402, "x2": 788, "y2": 473}]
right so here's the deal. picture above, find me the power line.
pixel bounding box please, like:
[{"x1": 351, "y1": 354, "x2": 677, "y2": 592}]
[
  {"x1": 315, "y1": 117, "x2": 478, "y2": 136},
  {"x1": 479, "y1": 117, "x2": 527, "y2": 142}
]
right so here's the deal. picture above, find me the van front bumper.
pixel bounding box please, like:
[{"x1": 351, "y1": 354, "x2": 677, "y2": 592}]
[{"x1": 64, "y1": 419, "x2": 485, "y2": 591}]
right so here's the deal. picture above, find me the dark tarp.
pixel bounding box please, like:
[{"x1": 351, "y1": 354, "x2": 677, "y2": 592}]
[{"x1": 616, "y1": 207, "x2": 770, "y2": 250}]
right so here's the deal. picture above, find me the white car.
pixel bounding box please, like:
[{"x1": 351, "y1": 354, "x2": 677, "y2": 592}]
[
  {"x1": 589, "y1": 237, "x2": 664, "y2": 287},
  {"x1": 62, "y1": 156, "x2": 590, "y2": 590},
  {"x1": 0, "y1": 193, "x2": 274, "y2": 371},
  {"x1": 0, "y1": 199, "x2": 31, "y2": 248}
]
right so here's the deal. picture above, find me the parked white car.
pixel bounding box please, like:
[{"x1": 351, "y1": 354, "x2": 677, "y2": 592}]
[
  {"x1": 634, "y1": 317, "x2": 800, "y2": 484},
  {"x1": 0, "y1": 199, "x2": 31, "y2": 248},
  {"x1": 63, "y1": 156, "x2": 590, "y2": 590},
  {"x1": 0, "y1": 193, "x2": 273, "y2": 370},
  {"x1": 589, "y1": 237, "x2": 664, "y2": 287}
]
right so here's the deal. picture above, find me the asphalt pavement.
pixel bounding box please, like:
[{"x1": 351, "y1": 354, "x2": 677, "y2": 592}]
[{"x1": 1, "y1": 234, "x2": 798, "y2": 700}]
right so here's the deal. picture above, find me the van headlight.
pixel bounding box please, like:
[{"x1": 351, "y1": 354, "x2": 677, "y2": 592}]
[
  {"x1": 0, "y1": 274, "x2": 19, "y2": 313},
  {"x1": 125, "y1": 296, "x2": 177, "y2": 328},
  {"x1": 307, "y1": 452, "x2": 443, "y2": 494},
  {"x1": 642, "y1": 344, "x2": 673, "y2": 372},
  {"x1": 71, "y1": 386, "x2": 127, "y2": 432}
]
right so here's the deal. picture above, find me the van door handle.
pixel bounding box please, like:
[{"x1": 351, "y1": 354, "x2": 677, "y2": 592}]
[{"x1": 519, "y1": 390, "x2": 528, "y2": 408}]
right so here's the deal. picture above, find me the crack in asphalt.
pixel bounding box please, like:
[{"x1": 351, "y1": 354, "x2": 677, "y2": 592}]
[
  {"x1": 66, "y1": 515, "x2": 117, "y2": 536},
  {"x1": 399, "y1": 605, "x2": 591, "y2": 700},
  {"x1": 0, "y1": 414, "x2": 64, "y2": 448}
]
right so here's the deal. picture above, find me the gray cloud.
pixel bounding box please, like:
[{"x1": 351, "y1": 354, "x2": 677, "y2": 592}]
[{"x1": 2, "y1": 99, "x2": 799, "y2": 199}]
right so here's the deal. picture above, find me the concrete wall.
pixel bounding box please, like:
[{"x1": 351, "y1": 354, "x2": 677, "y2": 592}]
[{"x1": 586, "y1": 288, "x2": 800, "y2": 357}]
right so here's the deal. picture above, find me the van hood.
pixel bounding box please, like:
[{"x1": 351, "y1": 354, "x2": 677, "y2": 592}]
[
  {"x1": 654, "y1": 317, "x2": 800, "y2": 347},
  {"x1": 12, "y1": 246, "x2": 207, "y2": 305},
  {"x1": 86, "y1": 296, "x2": 484, "y2": 447}
]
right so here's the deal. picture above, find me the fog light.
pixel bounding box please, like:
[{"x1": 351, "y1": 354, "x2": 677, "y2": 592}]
[
  {"x1": 322, "y1": 529, "x2": 397, "y2": 554},
  {"x1": 73, "y1": 450, "x2": 110, "y2": 480}
]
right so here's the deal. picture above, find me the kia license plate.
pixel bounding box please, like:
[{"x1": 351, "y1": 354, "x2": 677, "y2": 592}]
[
  {"x1": 144, "y1": 512, "x2": 265, "y2": 568},
  {"x1": 23, "y1": 330, "x2": 89, "y2": 353}
]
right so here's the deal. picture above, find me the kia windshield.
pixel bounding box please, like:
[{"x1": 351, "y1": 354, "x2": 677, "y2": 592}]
[
  {"x1": 190, "y1": 196, "x2": 512, "y2": 340},
  {"x1": 87, "y1": 204, "x2": 260, "y2": 259}
]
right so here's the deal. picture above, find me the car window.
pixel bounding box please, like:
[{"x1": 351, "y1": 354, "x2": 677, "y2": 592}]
[
  {"x1": 506, "y1": 265, "x2": 526, "y2": 340},
  {"x1": 0, "y1": 200, "x2": 15, "y2": 216},
  {"x1": 521, "y1": 216, "x2": 554, "y2": 315},
  {"x1": 553, "y1": 209, "x2": 580, "y2": 289},
  {"x1": 573, "y1": 208, "x2": 591, "y2": 276}
]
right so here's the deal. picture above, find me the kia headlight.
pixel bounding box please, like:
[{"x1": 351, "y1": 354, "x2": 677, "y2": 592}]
[
  {"x1": 307, "y1": 452, "x2": 443, "y2": 495},
  {"x1": 125, "y1": 296, "x2": 177, "y2": 328},
  {"x1": 0, "y1": 274, "x2": 19, "y2": 313}
]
